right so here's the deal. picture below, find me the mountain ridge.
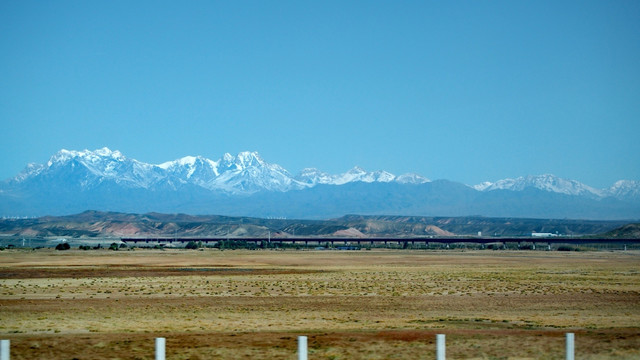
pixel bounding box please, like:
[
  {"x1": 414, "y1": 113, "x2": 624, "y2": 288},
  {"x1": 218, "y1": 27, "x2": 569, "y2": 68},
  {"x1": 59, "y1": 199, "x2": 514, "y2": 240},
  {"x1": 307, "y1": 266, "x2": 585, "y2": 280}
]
[
  {"x1": 0, "y1": 210, "x2": 632, "y2": 239},
  {"x1": 1, "y1": 148, "x2": 639, "y2": 220},
  {"x1": 7, "y1": 147, "x2": 639, "y2": 196},
  {"x1": 8, "y1": 148, "x2": 432, "y2": 193}
]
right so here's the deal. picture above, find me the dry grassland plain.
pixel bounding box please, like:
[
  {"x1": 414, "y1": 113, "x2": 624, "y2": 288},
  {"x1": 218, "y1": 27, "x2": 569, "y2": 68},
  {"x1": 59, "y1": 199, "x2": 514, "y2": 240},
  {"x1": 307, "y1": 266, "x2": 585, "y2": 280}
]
[{"x1": 0, "y1": 249, "x2": 639, "y2": 359}]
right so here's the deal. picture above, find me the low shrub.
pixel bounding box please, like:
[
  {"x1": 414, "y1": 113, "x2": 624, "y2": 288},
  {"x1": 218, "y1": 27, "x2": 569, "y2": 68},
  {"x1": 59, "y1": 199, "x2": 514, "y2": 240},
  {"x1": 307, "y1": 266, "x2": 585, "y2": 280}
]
[
  {"x1": 55, "y1": 243, "x2": 70, "y2": 251},
  {"x1": 557, "y1": 245, "x2": 579, "y2": 252}
]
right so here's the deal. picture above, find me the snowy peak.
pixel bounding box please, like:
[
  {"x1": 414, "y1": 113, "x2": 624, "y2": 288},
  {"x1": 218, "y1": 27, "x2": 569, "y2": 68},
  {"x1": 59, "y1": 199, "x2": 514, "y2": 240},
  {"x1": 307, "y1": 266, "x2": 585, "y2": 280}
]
[
  {"x1": 3, "y1": 148, "x2": 640, "y2": 220},
  {"x1": 159, "y1": 155, "x2": 216, "y2": 172},
  {"x1": 156, "y1": 151, "x2": 296, "y2": 193},
  {"x1": 473, "y1": 174, "x2": 602, "y2": 197},
  {"x1": 9, "y1": 149, "x2": 434, "y2": 192},
  {"x1": 472, "y1": 181, "x2": 493, "y2": 191},
  {"x1": 46, "y1": 147, "x2": 126, "y2": 176},
  {"x1": 29, "y1": 147, "x2": 168, "y2": 189},
  {"x1": 333, "y1": 166, "x2": 370, "y2": 185},
  {"x1": 295, "y1": 166, "x2": 394, "y2": 186},
  {"x1": 11, "y1": 163, "x2": 46, "y2": 182},
  {"x1": 206, "y1": 151, "x2": 301, "y2": 194},
  {"x1": 296, "y1": 168, "x2": 334, "y2": 186},
  {"x1": 295, "y1": 167, "x2": 430, "y2": 186},
  {"x1": 47, "y1": 147, "x2": 125, "y2": 167},
  {"x1": 473, "y1": 174, "x2": 628, "y2": 199},
  {"x1": 332, "y1": 167, "x2": 395, "y2": 185},
  {"x1": 159, "y1": 156, "x2": 219, "y2": 182},
  {"x1": 607, "y1": 180, "x2": 640, "y2": 200},
  {"x1": 9, "y1": 149, "x2": 636, "y2": 201},
  {"x1": 396, "y1": 173, "x2": 431, "y2": 184},
  {"x1": 45, "y1": 147, "x2": 128, "y2": 179},
  {"x1": 216, "y1": 151, "x2": 267, "y2": 172},
  {"x1": 367, "y1": 170, "x2": 396, "y2": 183},
  {"x1": 235, "y1": 151, "x2": 265, "y2": 168}
]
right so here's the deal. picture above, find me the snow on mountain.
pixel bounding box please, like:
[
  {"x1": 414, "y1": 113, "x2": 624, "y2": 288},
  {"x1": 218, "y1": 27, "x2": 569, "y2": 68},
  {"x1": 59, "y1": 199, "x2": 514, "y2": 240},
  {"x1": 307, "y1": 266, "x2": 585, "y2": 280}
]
[
  {"x1": 11, "y1": 163, "x2": 46, "y2": 183},
  {"x1": 473, "y1": 175, "x2": 640, "y2": 203},
  {"x1": 9, "y1": 148, "x2": 636, "y2": 204},
  {"x1": 321, "y1": 167, "x2": 395, "y2": 185},
  {"x1": 368, "y1": 170, "x2": 396, "y2": 183},
  {"x1": 10, "y1": 148, "x2": 436, "y2": 194},
  {"x1": 13, "y1": 148, "x2": 423, "y2": 195},
  {"x1": 472, "y1": 181, "x2": 493, "y2": 191},
  {"x1": 473, "y1": 174, "x2": 604, "y2": 198},
  {"x1": 395, "y1": 173, "x2": 431, "y2": 184},
  {"x1": 295, "y1": 167, "x2": 426, "y2": 186},
  {"x1": 46, "y1": 147, "x2": 120, "y2": 169},
  {"x1": 206, "y1": 151, "x2": 306, "y2": 193},
  {"x1": 332, "y1": 166, "x2": 376, "y2": 185},
  {"x1": 95, "y1": 149, "x2": 305, "y2": 193},
  {"x1": 295, "y1": 168, "x2": 335, "y2": 186},
  {"x1": 22, "y1": 147, "x2": 165, "y2": 189},
  {"x1": 159, "y1": 156, "x2": 220, "y2": 189},
  {"x1": 606, "y1": 180, "x2": 640, "y2": 200},
  {"x1": 3, "y1": 148, "x2": 640, "y2": 219}
]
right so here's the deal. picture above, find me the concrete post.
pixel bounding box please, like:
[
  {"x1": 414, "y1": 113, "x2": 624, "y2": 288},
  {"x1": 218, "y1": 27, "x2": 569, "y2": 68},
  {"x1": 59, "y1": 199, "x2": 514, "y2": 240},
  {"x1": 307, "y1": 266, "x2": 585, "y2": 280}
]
[
  {"x1": 1, "y1": 340, "x2": 9, "y2": 360},
  {"x1": 155, "y1": 337, "x2": 166, "y2": 360},
  {"x1": 436, "y1": 334, "x2": 445, "y2": 360},
  {"x1": 298, "y1": 336, "x2": 308, "y2": 360},
  {"x1": 566, "y1": 333, "x2": 574, "y2": 360}
]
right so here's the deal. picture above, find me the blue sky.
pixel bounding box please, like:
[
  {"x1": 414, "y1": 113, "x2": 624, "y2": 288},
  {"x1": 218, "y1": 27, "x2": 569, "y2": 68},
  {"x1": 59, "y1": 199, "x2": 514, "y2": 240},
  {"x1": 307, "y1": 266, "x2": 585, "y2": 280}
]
[{"x1": 1, "y1": 1, "x2": 639, "y2": 188}]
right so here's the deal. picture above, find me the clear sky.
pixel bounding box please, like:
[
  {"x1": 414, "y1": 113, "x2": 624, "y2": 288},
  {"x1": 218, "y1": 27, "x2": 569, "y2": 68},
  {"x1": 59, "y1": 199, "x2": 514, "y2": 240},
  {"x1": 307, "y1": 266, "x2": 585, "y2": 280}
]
[{"x1": 1, "y1": 1, "x2": 639, "y2": 188}]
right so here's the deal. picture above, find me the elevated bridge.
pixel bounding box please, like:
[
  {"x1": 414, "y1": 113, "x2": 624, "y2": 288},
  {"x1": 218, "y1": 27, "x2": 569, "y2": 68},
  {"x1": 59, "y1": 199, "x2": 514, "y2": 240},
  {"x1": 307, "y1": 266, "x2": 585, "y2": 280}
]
[{"x1": 120, "y1": 236, "x2": 640, "y2": 248}]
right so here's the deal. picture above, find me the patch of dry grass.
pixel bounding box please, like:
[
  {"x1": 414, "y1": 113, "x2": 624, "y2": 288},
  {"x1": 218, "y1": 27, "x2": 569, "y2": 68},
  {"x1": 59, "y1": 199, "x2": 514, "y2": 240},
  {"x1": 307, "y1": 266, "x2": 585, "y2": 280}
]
[{"x1": 1, "y1": 249, "x2": 639, "y2": 359}]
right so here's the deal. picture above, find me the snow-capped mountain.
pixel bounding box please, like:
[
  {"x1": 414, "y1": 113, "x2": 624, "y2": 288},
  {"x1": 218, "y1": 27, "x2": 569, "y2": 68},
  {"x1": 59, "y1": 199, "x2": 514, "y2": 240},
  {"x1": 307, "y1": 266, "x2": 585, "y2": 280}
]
[
  {"x1": 14, "y1": 148, "x2": 166, "y2": 190},
  {"x1": 606, "y1": 180, "x2": 640, "y2": 200},
  {"x1": 295, "y1": 168, "x2": 335, "y2": 186},
  {"x1": 295, "y1": 166, "x2": 430, "y2": 186},
  {"x1": 331, "y1": 167, "x2": 395, "y2": 185},
  {"x1": 12, "y1": 163, "x2": 46, "y2": 182},
  {"x1": 473, "y1": 174, "x2": 604, "y2": 198},
  {"x1": 7, "y1": 148, "x2": 426, "y2": 195},
  {"x1": 395, "y1": 173, "x2": 431, "y2": 184},
  {"x1": 157, "y1": 152, "x2": 304, "y2": 193},
  {"x1": 206, "y1": 152, "x2": 305, "y2": 193},
  {"x1": 158, "y1": 156, "x2": 218, "y2": 180},
  {"x1": 473, "y1": 174, "x2": 640, "y2": 201},
  {"x1": 2, "y1": 148, "x2": 639, "y2": 219}
]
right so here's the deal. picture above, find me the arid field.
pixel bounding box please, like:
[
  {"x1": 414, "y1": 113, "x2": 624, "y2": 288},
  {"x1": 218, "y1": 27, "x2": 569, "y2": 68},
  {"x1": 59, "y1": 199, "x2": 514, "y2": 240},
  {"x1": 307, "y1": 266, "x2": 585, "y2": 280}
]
[{"x1": 0, "y1": 249, "x2": 639, "y2": 359}]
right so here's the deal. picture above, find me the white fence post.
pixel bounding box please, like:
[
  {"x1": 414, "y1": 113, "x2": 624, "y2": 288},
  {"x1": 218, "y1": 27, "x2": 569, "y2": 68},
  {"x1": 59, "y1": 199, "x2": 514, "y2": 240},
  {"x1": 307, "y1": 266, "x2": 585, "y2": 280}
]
[
  {"x1": 436, "y1": 334, "x2": 445, "y2": 360},
  {"x1": 298, "y1": 336, "x2": 308, "y2": 360},
  {"x1": 0, "y1": 340, "x2": 9, "y2": 360},
  {"x1": 566, "y1": 333, "x2": 574, "y2": 360},
  {"x1": 155, "y1": 337, "x2": 166, "y2": 360}
]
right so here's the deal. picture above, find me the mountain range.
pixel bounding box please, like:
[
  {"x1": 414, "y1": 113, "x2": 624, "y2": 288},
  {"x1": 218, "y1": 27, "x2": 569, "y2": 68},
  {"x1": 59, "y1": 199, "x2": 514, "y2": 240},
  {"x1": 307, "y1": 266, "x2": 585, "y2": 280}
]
[{"x1": 1, "y1": 148, "x2": 639, "y2": 220}]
